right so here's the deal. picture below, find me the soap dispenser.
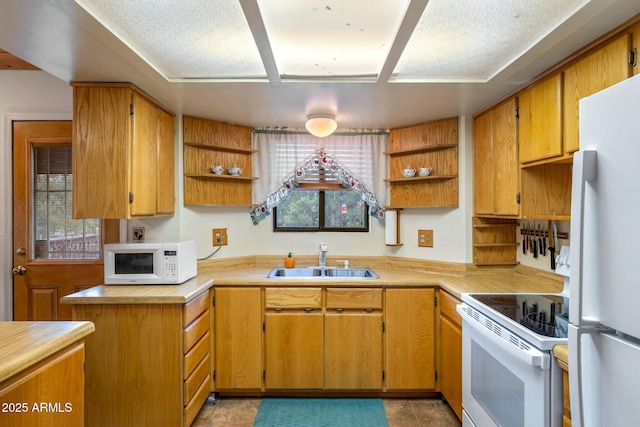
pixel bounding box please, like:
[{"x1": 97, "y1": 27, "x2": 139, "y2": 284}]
[{"x1": 285, "y1": 252, "x2": 295, "y2": 268}]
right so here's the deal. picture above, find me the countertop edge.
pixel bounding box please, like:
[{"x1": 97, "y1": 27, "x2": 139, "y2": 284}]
[{"x1": 0, "y1": 321, "x2": 95, "y2": 383}]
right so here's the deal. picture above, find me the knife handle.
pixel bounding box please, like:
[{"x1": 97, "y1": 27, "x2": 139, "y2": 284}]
[
  {"x1": 549, "y1": 247, "x2": 556, "y2": 270},
  {"x1": 533, "y1": 238, "x2": 538, "y2": 258}
]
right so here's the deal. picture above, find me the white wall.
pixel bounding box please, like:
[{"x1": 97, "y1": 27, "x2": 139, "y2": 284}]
[{"x1": 0, "y1": 70, "x2": 73, "y2": 320}]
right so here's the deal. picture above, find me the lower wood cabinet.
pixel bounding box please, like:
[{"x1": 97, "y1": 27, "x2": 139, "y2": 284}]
[
  {"x1": 213, "y1": 287, "x2": 262, "y2": 390},
  {"x1": 212, "y1": 286, "x2": 436, "y2": 394},
  {"x1": 439, "y1": 290, "x2": 462, "y2": 421},
  {"x1": 385, "y1": 288, "x2": 436, "y2": 390},
  {"x1": 70, "y1": 289, "x2": 211, "y2": 427}
]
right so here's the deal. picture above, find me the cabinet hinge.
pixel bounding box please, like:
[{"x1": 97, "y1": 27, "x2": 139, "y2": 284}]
[
  {"x1": 129, "y1": 192, "x2": 133, "y2": 204},
  {"x1": 263, "y1": 370, "x2": 266, "y2": 381},
  {"x1": 263, "y1": 321, "x2": 265, "y2": 332},
  {"x1": 435, "y1": 370, "x2": 438, "y2": 381},
  {"x1": 130, "y1": 104, "x2": 134, "y2": 116},
  {"x1": 212, "y1": 296, "x2": 215, "y2": 306},
  {"x1": 382, "y1": 371, "x2": 385, "y2": 381},
  {"x1": 382, "y1": 322, "x2": 385, "y2": 333},
  {"x1": 515, "y1": 107, "x2": 519, "y2": 118},
  {"x1": 435, "y1": 296, "x2": 438, "y2": 307},
  {"x1": 516, "y1": 192, "x2": 521, "y2": 204},
  {"x1": 213, "y1": 370, "x2": 216, "y2": 380},
  {"x1": 629, "y1": 48, "x2": 637, "y2": 67}
]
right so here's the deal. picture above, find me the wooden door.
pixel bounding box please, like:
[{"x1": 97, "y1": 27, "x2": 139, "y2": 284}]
[
  {"x1": 264, "y1": 311, "x2": 324, "y2": 389},
  {"x1": 473, "y1": 110, "x2": 493, "y2": 215},
  {"x1": 156, "y1": 109, "x2": 175, "y2": 214},
  {"x1": 492, "y1": 98, "x2": 519, "y2": 216},
  {"x1": 385, "y1": 288, "x2": 435, "y2": 390},
  {"x1": 213, "y1": 287, "x2": 262, "y2": 390},
  {"x1": 564, "y1": 33, "x2": 632, "y2": 153},
  {"x1": 12, "y1": 121, "x2": 117, "y2": 320},
  {"x1": 440, "y1": 315, "x2": 462, "y2": 420},
  {"x1": 518, "y1": 73, "x2": 563, "y2": 163},
  {"x1": 130, "y1": 92, "x2": 158, "y2": 216},
  {"x1": 325, "y1": 312, "x2": 382, "y2": 389}
]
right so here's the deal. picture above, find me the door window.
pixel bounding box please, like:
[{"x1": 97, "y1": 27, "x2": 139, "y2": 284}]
[{"x1": 32, "y1": 145, "x2": 101, "y2": 260}]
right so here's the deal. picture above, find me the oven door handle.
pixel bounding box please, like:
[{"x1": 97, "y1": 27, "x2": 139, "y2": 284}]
[{"x1": 457, "y1": 304, "x2": 550, "y2": 370}]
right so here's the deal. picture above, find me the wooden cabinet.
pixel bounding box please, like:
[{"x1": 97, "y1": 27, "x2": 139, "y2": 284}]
[
  {"x1": 71, "y1": 83, "x2": 175, "y2": 219},
  {"x1": 264, "y1": 288, "x2": 323, "y2": 389},
  {"x1": 324, "y1": 288, "x2": 383, "y2": 390},
  {"x1": 473, "y1": 98, "x2": 519, "y2": 217},
  {"x1": 386, "y1": 117, "x2": 459, "y2": 208},
  {"x1": 0, "y1": 336, "x2": 87, "y2": 427},
  {"x1": 213, "y1": 287, "x2": 262, "y2": 390},
  {"x1": 385, "y1": 288, "x2": 436, "y2": 390},
  {"x1": 70, "y1": 289, "x2": 211, "y2": 427},
  {"x1": 518, "y1": 73, "x2": 563, "y2": 163},
  {"x1": 438, "y1": 290, "x2": 462, "y2": 421},
  {"x1": 563, "y1": 33, "x2": 632, "y2": 154},
  {"x1": 183, "y1": 116, "x2": 257, "y2": 206}
]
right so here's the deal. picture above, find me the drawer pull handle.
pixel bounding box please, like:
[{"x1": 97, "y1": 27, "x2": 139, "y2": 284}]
[
  {"x1": 364, "y1": 308, "x2": 374, "y2": 313},
  {"x1": 274, "y1": 308, "x2": 283, "y2": 312},
  {"x1": 304, "y1": 308, "x2": 314, "y2": 312},
  {"x1": 335, "y1": 308, "x2": 344, "y2": 312}
]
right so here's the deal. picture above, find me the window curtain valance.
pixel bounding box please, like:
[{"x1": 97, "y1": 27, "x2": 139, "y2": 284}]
[{"x1": 251, "y1": 128, "x2": 389, "y2": 225}]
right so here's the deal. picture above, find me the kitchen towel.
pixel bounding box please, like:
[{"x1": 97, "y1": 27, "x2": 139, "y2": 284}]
[{"x1": 252, "y1": 397, "x2": 389, "y2": 427}]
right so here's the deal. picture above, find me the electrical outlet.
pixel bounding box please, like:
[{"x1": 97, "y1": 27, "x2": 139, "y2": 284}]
[
  {"x1": 212, "y1": 228, "x2": 228, "y2": 246},
  {"x1": 418, "y1": 229, "x2": 433, "y2": 247}
]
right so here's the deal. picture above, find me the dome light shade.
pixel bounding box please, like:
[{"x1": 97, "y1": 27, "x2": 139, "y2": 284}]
[{"x1": 305, "y1": 113, "x2": 337, "y2": 137}]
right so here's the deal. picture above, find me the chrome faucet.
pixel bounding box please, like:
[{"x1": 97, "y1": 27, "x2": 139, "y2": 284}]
[{"x1": 319, "y1": 243, "x2": 328, "y2": 267}]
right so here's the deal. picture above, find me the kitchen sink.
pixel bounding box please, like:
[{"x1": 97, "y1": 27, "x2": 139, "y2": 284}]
[{"x1": 267, "y1": 267, "x2": 378, "y2": 279}]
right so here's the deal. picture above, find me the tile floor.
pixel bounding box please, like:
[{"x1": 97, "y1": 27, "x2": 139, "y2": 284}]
[{"x1": 193, "y1": 397, "x2": 462, "y2": 427}]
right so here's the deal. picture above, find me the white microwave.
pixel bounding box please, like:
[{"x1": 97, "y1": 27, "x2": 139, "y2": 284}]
[{"x1": 104, "y1": 241, "x2": 197, "y2": 285}]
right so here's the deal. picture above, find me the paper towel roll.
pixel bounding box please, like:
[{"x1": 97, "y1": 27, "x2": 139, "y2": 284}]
[{"x1": 385, "y1": 210, "x2": 398, "y2": 245}]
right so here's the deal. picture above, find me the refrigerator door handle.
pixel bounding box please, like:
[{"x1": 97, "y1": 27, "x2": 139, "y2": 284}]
[{"x1": 569, "y1": 150, "x2": 597, "y2": 326}]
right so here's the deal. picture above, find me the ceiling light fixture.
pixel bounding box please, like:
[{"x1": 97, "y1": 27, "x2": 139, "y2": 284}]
[{"x1": 305, "y1": 113, "x2": 337, "y2": 138}]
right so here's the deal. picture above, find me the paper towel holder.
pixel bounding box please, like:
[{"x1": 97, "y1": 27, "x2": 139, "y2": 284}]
[{"x1": 385, "y1": 208, "x2": 403, "y2": 246}]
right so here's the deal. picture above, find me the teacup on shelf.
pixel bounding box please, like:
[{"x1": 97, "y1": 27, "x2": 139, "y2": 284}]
[
  {"x1": 211, "y1": 165, "x2": 224, "y2": 175},
  {"x1": 419, "y1": 167, "x2": 432, "y2": 177},
  {"x1": 228, "y1": 165, "x2": 243, "y2": 176}
]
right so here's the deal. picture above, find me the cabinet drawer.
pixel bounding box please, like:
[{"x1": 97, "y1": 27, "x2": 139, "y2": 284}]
[
  {"x1": 440, "y1": 290, "x2": 461, "y2": 328},
  {"x1": 265, "y1": 288, "x2": 322, "y2": 309},
  {"x1": 183, "y1": 290, "x2": 210, "y2": 327},
  {"x1": 183, "y1": 309, "x2": 209, "y2": 354},
  {"x1": 184, "y1": 332, "x2": 210, "y2": 379},
  {"x1": 184, "y1": 372, "x2": 211, "y2": 427},
  {"x1": 326, "y1": 288, "x2": 382, "y2": 309},
  {"x1": 184, "y1": 353, "x2": 210, "y2": 406}
]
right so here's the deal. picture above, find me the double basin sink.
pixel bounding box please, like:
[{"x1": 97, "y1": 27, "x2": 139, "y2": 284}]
[{"x1": 267, "y1": 267, "x2": 378, "y2": 279}]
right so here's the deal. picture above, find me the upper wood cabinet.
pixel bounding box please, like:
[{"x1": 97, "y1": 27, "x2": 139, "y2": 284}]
[
  {"x1": 518, "y1": 73, "x2": 563, "y2": 163},
  {"x1": 563, "y1": 33, "x2": 633, "y2": 154},
  {"x1": 72, "y1": 83, "x2": 176, "y2": 219},
  {"x1": 183, "y1": 116, "x2": 256, "y2": 206},
  {"x1": 473, "y1": 97, "x2": 519, "y2": 217},
  {"x1": 386, "y1": 117, "x2": 459, "y2": 208}
]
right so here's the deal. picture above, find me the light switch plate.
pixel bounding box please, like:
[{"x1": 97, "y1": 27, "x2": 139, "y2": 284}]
[{"x1": 418, "y1": 229, "x2": 433, "y2": 247}]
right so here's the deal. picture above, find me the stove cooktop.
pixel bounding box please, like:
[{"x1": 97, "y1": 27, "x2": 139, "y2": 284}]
[{"x1": 462, "y1": 293, "x2": 569, "y2": 350}]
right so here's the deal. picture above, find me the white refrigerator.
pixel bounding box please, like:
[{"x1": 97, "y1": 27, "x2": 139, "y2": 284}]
[{"x1": 569, "y1": 73, "x2": 640, "y2": 427}]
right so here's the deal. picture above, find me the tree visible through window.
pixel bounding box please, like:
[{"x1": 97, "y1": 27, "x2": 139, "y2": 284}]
[{"x1": 274, "y1": 189, "x2": 369, "y2": 231}]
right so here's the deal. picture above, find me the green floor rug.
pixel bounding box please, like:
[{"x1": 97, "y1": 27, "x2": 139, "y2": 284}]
[{"x1": 253, "y1": 398, "x2": 389, "y2": 427}]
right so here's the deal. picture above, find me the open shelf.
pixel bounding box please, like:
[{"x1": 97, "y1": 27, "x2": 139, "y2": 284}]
[
  {"x1": 184, "y1": 141, "x2": 257, "y2": 154},
  {"x1": 384, "y1": 143, "x2": 457, "y2": 156}
]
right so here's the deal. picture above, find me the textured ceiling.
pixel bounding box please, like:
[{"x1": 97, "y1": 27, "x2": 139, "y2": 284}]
[{"x1": 75, "y1": 0, "x2": 586, "y2": 82}]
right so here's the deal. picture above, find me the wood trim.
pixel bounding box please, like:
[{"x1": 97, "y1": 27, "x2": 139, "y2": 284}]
[{"x1": 0, "y1": 49, "x2": 39, "y2": 70}]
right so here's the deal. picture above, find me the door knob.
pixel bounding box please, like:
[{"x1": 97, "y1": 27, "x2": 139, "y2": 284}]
[
  {"x1": 12, "y1": 266, "x2": 26, "y2": 275},
  {"x1": 15, "y1": 247, "x2": 26, "y2": 256}
]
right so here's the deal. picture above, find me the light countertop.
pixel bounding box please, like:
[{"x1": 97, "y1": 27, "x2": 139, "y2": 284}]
[{"x1": 0, "y1": 321, "x2": 94, "y2": 383}]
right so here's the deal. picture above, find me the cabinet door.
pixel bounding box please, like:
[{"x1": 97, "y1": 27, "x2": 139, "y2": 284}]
[
  {"x1": 385, "y1": 288, "x2": 435, "y2": 390},
  {"x1": 325, "y1": 312, "x2": 383, "y2": 390},
  {"x1": 518, "y1": 73, "x2": 563, "y2": 163},
  {"x1": 214, "y1": 287, "x2": 262, "y2": 390},
  {"x1": 564, "y1": 33, "x2": 632, "y2": 153},
  {"x1": 130, "y1": 93, "x2": 158, "y2": 216},
  {"x1": 440, "y1": 316, "x2": 462, "y2": 420},
  {"x1": 156, "y1": 109, "x2": 175, "y2": 214},
  {"x1": 473, "y1": 110, "x2": 493, "y2": 216},
  {"x1": 265, "y1": 311, "x2": 324, "y2": 389},
  {"x1": 492, "y1": 98, "x2": 519, "y2": 216}
]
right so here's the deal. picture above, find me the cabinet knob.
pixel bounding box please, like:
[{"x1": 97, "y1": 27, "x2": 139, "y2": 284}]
[{"x1": 12, "y1": 265, "x2": 26, "y2": 275}]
